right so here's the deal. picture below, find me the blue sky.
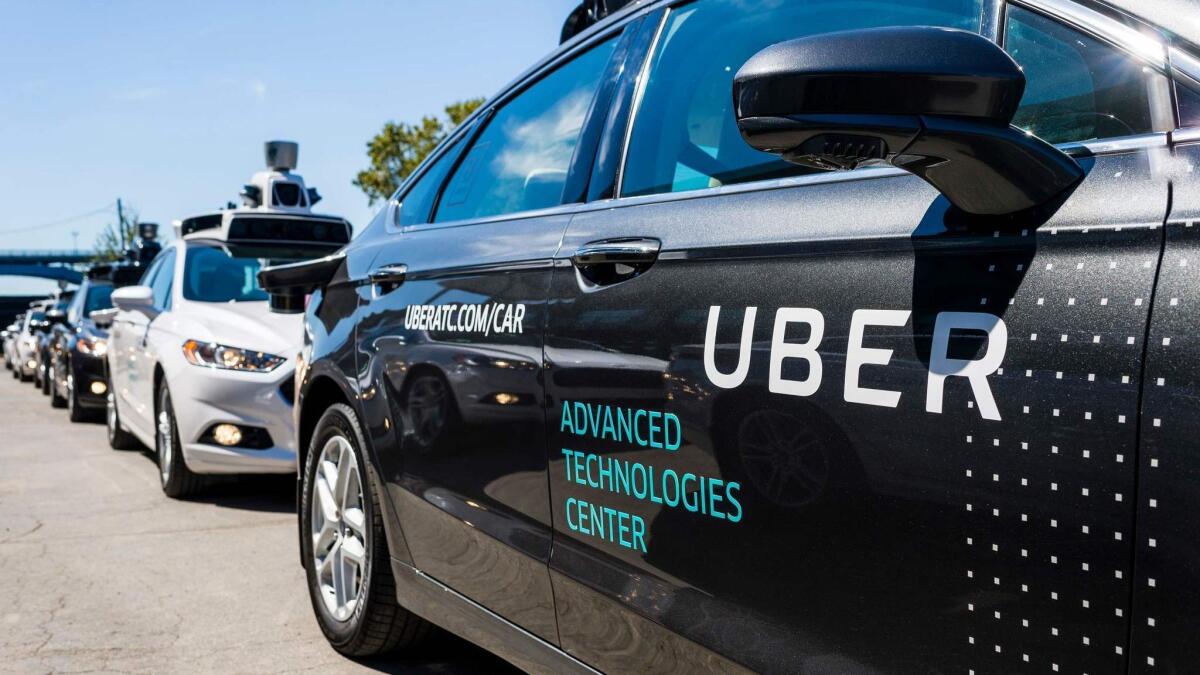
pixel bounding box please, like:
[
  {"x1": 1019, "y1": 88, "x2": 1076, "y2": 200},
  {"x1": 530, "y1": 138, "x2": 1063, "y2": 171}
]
[{"x1": 0, "y1": 1, "x2": 577, "y2": 294}]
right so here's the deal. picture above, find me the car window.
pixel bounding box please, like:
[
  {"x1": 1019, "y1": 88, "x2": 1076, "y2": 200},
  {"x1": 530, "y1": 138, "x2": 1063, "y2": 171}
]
[
  {"x1": 84, "y1": 284, "x2": 114, "y2": 316},
  {"x1": 1179, "y1": 81, "x2": 1200, "y2": 127},
  {"x1": 1005, "y1": 6, "x2": 1172, "y2": 144},
  {"x1": 620, "y1": 0, "x2": 984, "y2": 198},
  {"x1": 66, "y1": 287, "x2": 86, "y2": 324},
  {"x1": 434, "y1": 37, "x2": 618, "y2": 223},
  {"x1": 396, "y1": 133, "x2": 469, "y2": 227},
  {"x1": 150, "y1": 249, "x2": 176, "y2": 310}
]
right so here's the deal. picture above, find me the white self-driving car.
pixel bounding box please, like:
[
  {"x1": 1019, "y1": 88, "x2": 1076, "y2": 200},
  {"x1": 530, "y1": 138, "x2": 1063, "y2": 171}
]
[{"x1": 103, "y1": 142, "x2": 351, "y2": 497}]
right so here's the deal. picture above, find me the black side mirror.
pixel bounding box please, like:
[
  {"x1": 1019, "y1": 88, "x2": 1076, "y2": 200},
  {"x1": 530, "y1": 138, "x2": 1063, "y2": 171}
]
[{"x1": 734, "y1": 26, "x2": 1083, "y2": 216}]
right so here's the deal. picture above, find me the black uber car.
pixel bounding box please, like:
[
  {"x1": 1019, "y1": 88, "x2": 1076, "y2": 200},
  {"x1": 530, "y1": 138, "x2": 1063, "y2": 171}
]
[
  {"x1": 47, "y1": 264, "x2": 135, "y2": 420},
  {"x1": 262, "y1": 0, "x2": 1200, "y2": 672}
]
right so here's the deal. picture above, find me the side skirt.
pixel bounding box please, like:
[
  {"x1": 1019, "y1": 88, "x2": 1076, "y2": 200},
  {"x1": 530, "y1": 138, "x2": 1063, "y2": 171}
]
[{"x1": 389, "y1": 558, "x2": 598, "y2": 675}]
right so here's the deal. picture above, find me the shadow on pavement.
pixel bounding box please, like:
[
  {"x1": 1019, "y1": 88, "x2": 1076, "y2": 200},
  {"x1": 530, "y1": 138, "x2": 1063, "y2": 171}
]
[{"x1": 353, "y1": 630, "x2": 523, "y2": 674}]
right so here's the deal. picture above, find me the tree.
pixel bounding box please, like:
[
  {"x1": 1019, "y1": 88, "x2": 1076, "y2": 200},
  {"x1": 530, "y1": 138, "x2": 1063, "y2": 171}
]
[
  {"x1": 353, "y1": 98, "x2": 485, "y2": 205},
  {"x1": 92, "y1": 207, "x2": 140, "y2": 262}
]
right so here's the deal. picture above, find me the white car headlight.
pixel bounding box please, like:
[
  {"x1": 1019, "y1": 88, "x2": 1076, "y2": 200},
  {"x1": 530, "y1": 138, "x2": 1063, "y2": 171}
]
[{"x1": 182, "y1": 339, "x2": 285, "y2": 373}]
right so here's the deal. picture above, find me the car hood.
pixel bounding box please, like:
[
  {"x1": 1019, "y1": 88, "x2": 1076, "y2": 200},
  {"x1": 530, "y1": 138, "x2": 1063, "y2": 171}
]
[{"x1": 179, "y1": 301, "x2": 304, "y2": 356}]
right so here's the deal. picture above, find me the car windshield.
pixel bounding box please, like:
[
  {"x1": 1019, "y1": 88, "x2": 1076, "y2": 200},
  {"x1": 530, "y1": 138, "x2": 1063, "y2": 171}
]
[
  {"x1": 84, "y1": 285, "x2": 113, "y2": 314},
  {"x1": 182, "y1": 241, "x2": 318, "y2": 303}
]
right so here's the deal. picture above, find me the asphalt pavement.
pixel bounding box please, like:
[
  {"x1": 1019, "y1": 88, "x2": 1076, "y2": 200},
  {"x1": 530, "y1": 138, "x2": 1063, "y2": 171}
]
[{"x1": 0, "y1": 371, "x2": 520, "y2": 674}]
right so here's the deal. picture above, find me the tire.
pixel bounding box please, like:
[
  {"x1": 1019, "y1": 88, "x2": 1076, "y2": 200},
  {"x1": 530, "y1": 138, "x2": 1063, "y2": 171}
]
[
  {"x1": 106, "y1": 390, "x2": 139, "y2": 450},
  {"x1": 156, "y1": 383, "x2": 205, "y2": 499},
  {"x1": 301, "y1": 403, "x2": 431, "y2": 656},
  {"x1": 40, "y1": 365, "x2": 52, "y2": 396},
  {"x1": 66, "y1": 374, "x2": 91, "y2": 422},
  {"x1": 50, "y1": 362, "x2": 67, "y2": 409}
]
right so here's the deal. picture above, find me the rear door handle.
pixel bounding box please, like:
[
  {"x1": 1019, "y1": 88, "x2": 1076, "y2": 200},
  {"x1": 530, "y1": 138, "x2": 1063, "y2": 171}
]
[
  {"x1": 369, "y1": 263, "x2": 408, "y2": 292},
  {"x1": 571, "y1": 238, "x2": 661, "y2": 286}
]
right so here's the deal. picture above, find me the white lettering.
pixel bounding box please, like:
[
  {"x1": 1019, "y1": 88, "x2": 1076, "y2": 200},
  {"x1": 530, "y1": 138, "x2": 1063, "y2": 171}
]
[
  {"x1": 768, "y1": 307, "x2": 824, "y2": 397},
  {"x1": 844, "y1": 309, "x2": 910, "y2": 407},
  {"x1": 926, "y1": 311, "x2": 1007, "y2": 421},
  {"x1": 704, "y1": 306, "x2": 757, "y2": 389}
]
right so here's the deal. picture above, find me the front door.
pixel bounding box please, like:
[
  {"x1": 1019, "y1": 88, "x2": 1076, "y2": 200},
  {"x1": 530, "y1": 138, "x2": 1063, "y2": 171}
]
[
  {"x1": 544, "y1": 1, "x2": 1174, "y2": 672},
  {"x1": 354, "y1": 31, "x2": 622, "y2": 642}
]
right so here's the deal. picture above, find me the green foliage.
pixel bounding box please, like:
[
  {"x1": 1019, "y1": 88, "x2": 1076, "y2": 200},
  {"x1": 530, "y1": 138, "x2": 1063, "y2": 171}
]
[
  {"x1": 353, "y1": 98, "x2": 485, "y2": 205},
  {"x1": 92, "y1": 207, "x2": 140, "y2": 262}
]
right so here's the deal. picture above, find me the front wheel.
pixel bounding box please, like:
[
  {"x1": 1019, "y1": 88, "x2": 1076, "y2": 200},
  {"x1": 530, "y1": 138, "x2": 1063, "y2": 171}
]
[
  {"x1": 106, "y1": 391, "x2": 140, "y2": 449},
  {"x1": 156, "y1": 383, "x2": 205, "y2": 498},
  {"x1": 301, "y1": 403, "x2": 431, "y2": 656},
  {"x1": 50, "y1": 363, "x2": 67, "y2": 409}
]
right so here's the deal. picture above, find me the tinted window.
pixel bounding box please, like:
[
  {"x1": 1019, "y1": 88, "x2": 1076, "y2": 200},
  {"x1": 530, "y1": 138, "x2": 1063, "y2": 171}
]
[
  {"x1": 434, "y1": 38, "x2": 617, "y2": 222},
  {"x1": 1005, "y1": 6, "x2": 1172, "y2": 144},
  {"x1": 621, "y1": 0, "x2": 984, "y2": 197},
  {"x1": 1177, "y1": 80, "x2": 1200, "y2": 128},
  {"x1": 150, "y1": 249, "x2": 176, "y2": 310},
  {"x1": 181, "y1": 242, "x2": 314, "y2": 303},
  {"x1": 396, "y1": 133, "x2": 468, "y2": 227},
  {"x1": 84, "y1": 285, "x2": 114, "y2": 315}
]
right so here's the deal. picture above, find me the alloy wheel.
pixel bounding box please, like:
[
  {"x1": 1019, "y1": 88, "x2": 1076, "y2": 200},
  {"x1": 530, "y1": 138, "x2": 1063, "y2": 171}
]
[
  {"x1": 157, "y1": 401, "x2": 174, "y2": 485},
  {"x1": 106, "y1": 393, "x2": 118, "y2": 441},
  {"x1": 310, "y1": 435, "x2": 367, "y2": 622}
]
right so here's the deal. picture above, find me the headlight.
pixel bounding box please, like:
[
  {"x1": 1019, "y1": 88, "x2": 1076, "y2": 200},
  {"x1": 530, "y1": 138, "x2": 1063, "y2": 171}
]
[
  {"x1": 182, "y1": 339, "x2": 285, "y2": 372},
  {"x1": 77, "y1": 337, "x2": 107, "y2": 357}
]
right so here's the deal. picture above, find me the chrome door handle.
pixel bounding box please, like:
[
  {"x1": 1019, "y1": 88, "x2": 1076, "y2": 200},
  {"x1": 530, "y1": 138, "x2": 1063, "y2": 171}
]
[
  {"x1": 369, "y1": 263, "x2": 408, "y2": 293},
  {"x1": 572, "y1": 238, "x2": 661, "y2": 266},
  {"x1": 571, "y1": 238, "x2": 661, "y2": 286}
]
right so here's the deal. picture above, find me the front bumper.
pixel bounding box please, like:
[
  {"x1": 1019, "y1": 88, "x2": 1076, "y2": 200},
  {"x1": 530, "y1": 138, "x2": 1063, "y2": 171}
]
[
  {"x1": 69, "y1": 352, "x2": 109, "y2": 408},
  {"x1": 171, "y1": 363, "x2": 297, "y2": 475}
]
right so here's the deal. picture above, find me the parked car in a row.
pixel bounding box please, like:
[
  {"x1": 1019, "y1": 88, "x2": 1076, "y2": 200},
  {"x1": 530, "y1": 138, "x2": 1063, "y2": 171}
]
[
  {"x1": 258, "y1": 0, "x2": 1200, "y2": 672},
  {"x1": 100, "y1": 142, "x2": 352, "y2": 497}
]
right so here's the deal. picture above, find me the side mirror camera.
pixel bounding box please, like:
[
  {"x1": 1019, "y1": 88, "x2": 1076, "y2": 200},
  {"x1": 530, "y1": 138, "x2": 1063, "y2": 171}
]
[
  {"x1": 734, "y1": 26, "x2": 1083, "y2": 216},
  {"x1": 111, "y1": 285, "x2": 157, "y2": 318}
]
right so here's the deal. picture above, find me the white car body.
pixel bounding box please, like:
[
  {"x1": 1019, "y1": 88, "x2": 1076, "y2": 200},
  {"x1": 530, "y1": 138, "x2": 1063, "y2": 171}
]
[
  {"x1": 106, "y1": 155, "x2": 350, "y2": 475},
  {"x1": 107, "y1": 256, "x2": 303, "y2": 473}
]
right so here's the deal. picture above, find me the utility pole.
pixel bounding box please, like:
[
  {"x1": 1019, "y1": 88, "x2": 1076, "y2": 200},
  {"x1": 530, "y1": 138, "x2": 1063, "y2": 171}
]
[
  {"x1": 116, "y1": 198, "x2": 125, "y2": 251},
  {"x1": 71, "y1": 230, "x2": 79, "y2": 252}
]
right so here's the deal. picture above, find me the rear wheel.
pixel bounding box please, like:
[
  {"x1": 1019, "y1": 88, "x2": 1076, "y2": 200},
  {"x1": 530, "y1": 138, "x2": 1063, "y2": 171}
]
[
  {"x1": 106, "y1": 391, "x2": 140, "y2": 449},
  {"x1": 302, "y1": 403, "x2": 431, "y2": 656},
  {"x1": 156, "y1": 384, "x2": 205, "y2": 498}
]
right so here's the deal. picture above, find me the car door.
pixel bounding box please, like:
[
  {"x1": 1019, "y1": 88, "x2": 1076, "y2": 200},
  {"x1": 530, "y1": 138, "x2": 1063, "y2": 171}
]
[
  {"x1": 1128, "y1": 77, "x2": 1200, "y2": 672},
  {"x1": 544, "y1": 1, "x2": 1174, "y2": 672},
  {"x1": 111, "y1": 254, "x2": 166, "y2": 438},
  {"x1": 139, "y1": 246, "x2": 176, "y2": 420},
  {"x1": 353, "y1": 27, "x2": 630, "y2": 644}
]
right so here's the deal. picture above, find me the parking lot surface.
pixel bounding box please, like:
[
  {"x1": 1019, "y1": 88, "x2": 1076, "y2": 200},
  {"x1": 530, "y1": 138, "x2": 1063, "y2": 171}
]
[{"x1": 0, "y1": 373, "x2": 518, "y2": 674}]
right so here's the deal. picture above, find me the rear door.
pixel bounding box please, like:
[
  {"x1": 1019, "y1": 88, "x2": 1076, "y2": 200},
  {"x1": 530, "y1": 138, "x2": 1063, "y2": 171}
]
[
  {"x1": 110, "y1": 252, "x2": 167, "y2": 438},
  {"x1": 544, "y1": 1, "x2": 1174, "y2": 672},
  {"x1": 353, "y1": 27, "x2": 629, "y2": 644}
]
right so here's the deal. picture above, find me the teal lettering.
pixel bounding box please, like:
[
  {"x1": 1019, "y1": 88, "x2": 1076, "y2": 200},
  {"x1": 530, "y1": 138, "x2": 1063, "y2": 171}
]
[
  {"x1": 560, "y1": 401, "x2": 574, "y2": 434},
  {"x1": 664, "y1": 413, "x2": 681, "y2": 451}
]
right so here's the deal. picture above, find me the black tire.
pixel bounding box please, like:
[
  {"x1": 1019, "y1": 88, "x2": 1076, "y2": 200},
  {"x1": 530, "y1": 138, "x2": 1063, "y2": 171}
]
[
  {"x1": 66, "y1": 375, "x2": 92, "y2": 422},
  {"x1": 156, "y1": 383, "x2": 205, "y2": 499},
  {"x1": 301, "y1": 403, "x2": 431, "y2": 656},
  {"x1": 50, "y1": 362, "x2": 67, "y2": 409},
  {"x1": 106, "y1": 391, "x2": 140, "y2": 450},
  {"x1": 38, "y1": 358, "x2": 51, "y2": 395}
]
